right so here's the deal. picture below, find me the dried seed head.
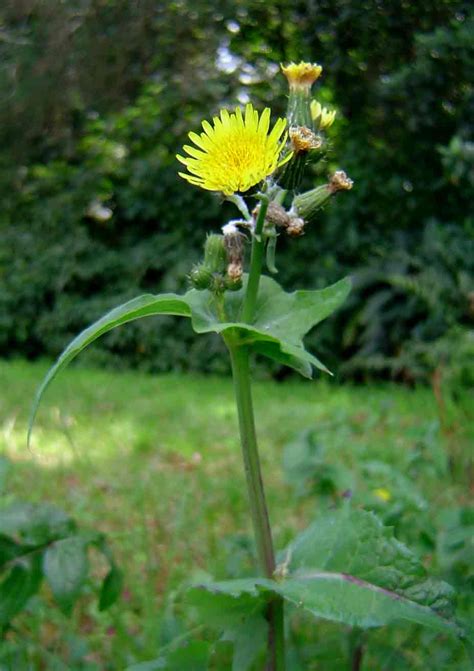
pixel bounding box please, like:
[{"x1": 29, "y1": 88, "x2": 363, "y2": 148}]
[
  {"x1": 286, "y1": 217, "x2": 305, "y2": 237},
  {"x1": 329, "y1": 170, "x2": 353, "y2": 193},
  {"x1": 289, "y1": 126, "x2": 322, "y2": 153},
  {"x1": 227, "y1": 262, "x2": 243, "y2": 281},
  {"x1": 264, "y1": 202, "x2": 292, "y2": 228},
  {"x1": 223, "y1": 231, "x2": 245, "y2": 265}
]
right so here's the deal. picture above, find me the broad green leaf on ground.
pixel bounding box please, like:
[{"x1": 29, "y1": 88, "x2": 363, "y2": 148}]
[
  {"x1": 0, "y1": 556, "x2": 42, "y2": 626},
  {"x1": 28, "y1": 275, "x2": 350, "y2": 442},
  {"x1": 43, "y1": 536, "x2": 89, "y2": 614},
  {"x1": 287, "y1": 505, "x2": 455, "y2": 617},
  {"x1": 0, "y1": 535, "x2": 28, "y2": 568},
  {"x1": 222, "y1": 613, "x2": 268, "y2": 671},
  {"x1": 99, "y1": 564, "x2": 123, "y2": 611},
  {"x1": 187, "y1": 587, "x2": 267, "y2": 671},
  {"x1": 125, "y1": 641, "x2": 211, "y2": 671},
  {"x1": 0, "y1": 502, "x2": 74, "y2": 546},
  {"x1": 191, "y1": 507, "x2": 461, "y2": 636}
]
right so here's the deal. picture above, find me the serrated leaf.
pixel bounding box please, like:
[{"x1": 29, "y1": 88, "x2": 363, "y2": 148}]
[
  {"x1": 0, "y1": 502, "x2": 74, "y2": 546},
  {"x1": 195, "y1": 572, "x2": 460, "y2": 636},
  {"x1": 287, "y1": 506, "x2": 455, "y2": 617},
  {"x1": 29, "y1": 276, "x2": 350, "y2": 441},
  {"x1": 185, "y1": 275, "x2": 351, "y2": 378},
  {"x1": 0, "y1": 556, "x2": 42, "y2": 626},
  {"x1": 99, "y1": 564, "x2": 123, "y2": 611},
  {"x1": 43, "y1": 537, "x2": 89, "y2": 614},
  {"x1": 269, "y1": 572, "x2": 459, "y2": 632},
  {"x1": 193, "y1": 506, "x2": 461, "y2": 636}
]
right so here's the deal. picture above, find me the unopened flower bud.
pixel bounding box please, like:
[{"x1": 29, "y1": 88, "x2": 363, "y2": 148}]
[
  {"x1": 204, "y1": 234, "x2": 227, "y2": 273},
  {"x1": 311, "y1": 101, "x2": 336, "y2": 130},
  {"x1": 292, "y1": 184, "x2": 331, "y2": 222},
  {"x1": 281, "y1": 61, "x2": 322, "y2": 129},
  {"x1": 189, "y1": 264, "x2": 213, "y2": 290},
  {"x1": 329, "y1": 170, "x2": 353, "y2": 193}
]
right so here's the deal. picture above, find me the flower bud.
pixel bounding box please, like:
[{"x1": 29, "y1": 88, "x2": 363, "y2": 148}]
[
  {"x1": 281, "y1": 61, "x2": 322, "y2": 129},
  {"x1": 292, "y1": 170, "x2": 354, "y2": 223},
  {"x1": 204, "y1": 234, "x2": 227, "y2": 273},
  {"x1": 292, "y1": 184, "x2": 331, "y2": 222},
  {"x1": 189, "y1": 264, "x2": 213, "y2": 290},
  {"x1": 311, "y1": 101, "x2": 336, "y2": 130}
]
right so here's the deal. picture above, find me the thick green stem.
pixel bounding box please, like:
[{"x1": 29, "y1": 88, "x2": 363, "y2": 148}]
[
  {"x1": 241, "y1": 199, "x2": 269, "y2": 323},
  {"x1": 228, "y1": 342, "x2": 285, "y2": 671}
]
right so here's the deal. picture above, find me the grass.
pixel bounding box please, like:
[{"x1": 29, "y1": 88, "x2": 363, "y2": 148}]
[{"x1": 0, "y1": 358, "x2": 471, "y2": 669}]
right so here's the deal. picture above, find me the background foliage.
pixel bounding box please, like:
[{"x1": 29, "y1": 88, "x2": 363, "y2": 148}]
[{"x1": 0, "y1": 0, "x2": 473, "y2": 380}]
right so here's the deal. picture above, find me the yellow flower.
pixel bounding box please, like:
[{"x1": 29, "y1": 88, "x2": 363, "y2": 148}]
[
  {"x1": 373, "y1": 487, "x2": 392, "y2": 502},
  {"x1": 311, "y1": 101, "x2": 336, "y2": 129},
  {"x1": 177, "y1": 104, "x2": 289, "y2": 196},
  {"x1": 281, "y1": 61, "x2": 322, "y2": 89}
]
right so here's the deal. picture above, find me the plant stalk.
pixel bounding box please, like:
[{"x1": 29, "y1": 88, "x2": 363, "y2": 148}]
[
  {"x1": 241, "y1": 198, "x2": 269, "y2": 323},
  {"x1": 228, "y1": 342, "x2": 285, "y2": 671}
]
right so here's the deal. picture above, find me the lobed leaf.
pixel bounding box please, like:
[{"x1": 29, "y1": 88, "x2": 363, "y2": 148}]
[{"x1": 28, "y1": 276, "x2": 350, "y2": 443}]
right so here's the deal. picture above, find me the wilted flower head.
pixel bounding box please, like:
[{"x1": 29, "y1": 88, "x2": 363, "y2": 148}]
[
  {"x1": 281, "y1": 61, "x2": 322, "y2": 91},
  {"x1": 177, "y1": 104, "x2": 290, "y2": 196},
  {"x1": 311, "y1": 101, "x2": 337, "y2": 130}
]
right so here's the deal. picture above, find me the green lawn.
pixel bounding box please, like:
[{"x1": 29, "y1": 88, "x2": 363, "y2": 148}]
[{"x1": 0, "y1": 359, "x2": 471, "y2": 669}]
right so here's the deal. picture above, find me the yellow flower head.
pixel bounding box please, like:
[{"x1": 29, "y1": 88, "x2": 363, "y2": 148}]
[
  {"x1": 311, "y1": 101, "x2": 336, "y2": 130},
  {"x1": 281, "y1": 61, "x2": 322, "y2": 89},
  {"x1": 177, "y1": 104, "x2": 289, "y2": 196},
  {"x1": 373, "y1": 487, "x2": 392, "y2": 502}
]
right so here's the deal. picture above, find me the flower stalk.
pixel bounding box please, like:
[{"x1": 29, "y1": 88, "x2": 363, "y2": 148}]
[{"x1": 227, "y1": 340, "x2": 285, "y2": 671}]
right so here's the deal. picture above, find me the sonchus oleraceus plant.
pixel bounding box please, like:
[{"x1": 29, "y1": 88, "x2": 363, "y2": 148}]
[{"x1": 30, "y1": 61, "x2": 466, "y2": 670}]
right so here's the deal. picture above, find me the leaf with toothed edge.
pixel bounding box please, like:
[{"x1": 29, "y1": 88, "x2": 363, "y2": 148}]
[
  {"x1": 187, "y1": 507, "x2": 464, "y2": 638},
  {"x1": 28, "y1": 275, "x2": 350, "y2": 444}
]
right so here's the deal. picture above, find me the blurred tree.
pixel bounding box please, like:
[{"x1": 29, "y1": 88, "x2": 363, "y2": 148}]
[{"x1": 0, "y1": 0, "x2": 472, "y2": 379}]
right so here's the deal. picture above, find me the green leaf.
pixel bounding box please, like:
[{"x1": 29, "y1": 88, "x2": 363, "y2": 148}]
[
  {"x1": 287, "y1": 506, "x2": 455, "y2": 617},
  {"x1": 29, "y1": 276, "x2": 350, "y2": 442},
  {"x1": 187, "y1": 586, "x2": 267, "y2": 671},
  {"x1": 185, "y1": 275, "x2": 351, "y2": 378},
  {"x1": 28, "y1": 293, "x2": 191, "y2": 444},
  {"x1": 99, "y1": 564, "x2": 123, "y2": 611},
  {"x1": 0, "y1": 502, "x2": 74, "y2": 545},
  {"x1": 269, "y1": 573, "x2": 458, "y2": 632},
  {"x1": 225, "y1": 613, "x2": 267, "y2": 671},
  {"x1": 125, "y1": 642, "x2": 211, "y2": 671},
  {"x1": 192, "y1": 508, "x2": 461, "y2": 636},
  {"x1": 43, "y1": 537, "x2": 89, "y2": 614},
  {"x1": 0, "y1": 535, "x2": 28, "y2": 568},
  {"x1": 0, "y1": 556, "x2": 42, "y2": 627}
]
